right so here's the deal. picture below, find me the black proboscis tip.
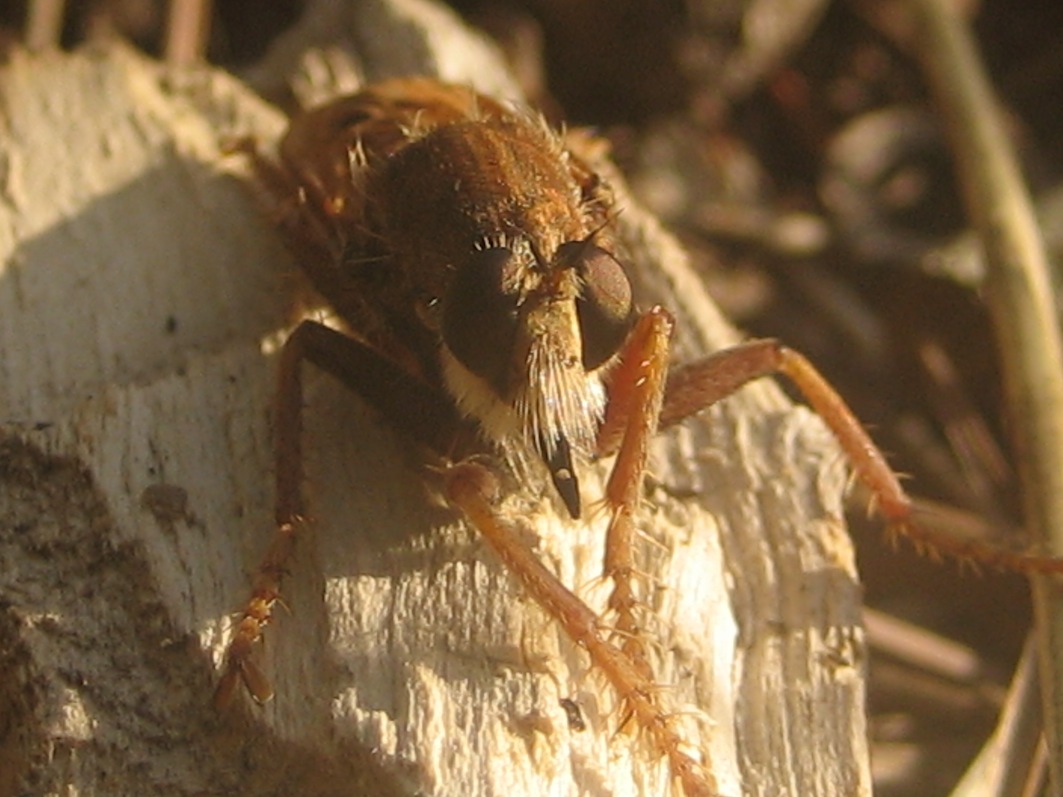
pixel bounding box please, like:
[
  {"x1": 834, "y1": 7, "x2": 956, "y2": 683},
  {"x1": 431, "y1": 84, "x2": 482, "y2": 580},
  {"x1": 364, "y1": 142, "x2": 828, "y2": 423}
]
[{"x1": 544, "y1": 434, "x2": 581, "y2": 519}]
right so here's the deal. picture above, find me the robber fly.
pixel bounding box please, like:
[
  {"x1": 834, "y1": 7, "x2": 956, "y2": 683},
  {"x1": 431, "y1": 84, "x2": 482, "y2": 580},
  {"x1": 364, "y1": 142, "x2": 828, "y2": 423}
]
[{"x1": 214, "y1": 78, "x2": 1063, "y2": 797}]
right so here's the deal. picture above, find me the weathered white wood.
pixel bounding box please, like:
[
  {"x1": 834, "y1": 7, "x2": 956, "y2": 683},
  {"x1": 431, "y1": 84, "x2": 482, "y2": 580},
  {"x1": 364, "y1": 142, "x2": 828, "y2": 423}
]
[{"x1": 0, "y1": 4, "x2": 870, "y2": 796}]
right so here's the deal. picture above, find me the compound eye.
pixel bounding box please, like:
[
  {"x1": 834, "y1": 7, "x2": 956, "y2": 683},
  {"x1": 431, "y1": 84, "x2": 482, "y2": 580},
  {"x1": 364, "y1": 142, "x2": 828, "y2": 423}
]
[
  {"x1": 558, "y1": 242, "x2": 634, "y2": 370},
  {"x1": 441, "y1": 247, "x2": 521, "y2": 393}
]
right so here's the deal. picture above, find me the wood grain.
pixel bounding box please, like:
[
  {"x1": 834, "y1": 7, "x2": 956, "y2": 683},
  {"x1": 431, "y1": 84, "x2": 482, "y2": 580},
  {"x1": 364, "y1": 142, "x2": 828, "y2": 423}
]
[{"x1": 0, "y1": 3, "x2": 869, "y2": 795}]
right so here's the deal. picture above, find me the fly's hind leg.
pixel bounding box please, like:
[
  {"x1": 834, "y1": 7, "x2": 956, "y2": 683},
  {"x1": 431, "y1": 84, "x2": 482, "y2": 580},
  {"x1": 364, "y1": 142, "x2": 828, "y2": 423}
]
[
  {"x1": 213, "y1": 320, "x2": 462, "y2": 708},
  {"x1": 660, "y1": 339, "x2": 1063, "y2": 574}
]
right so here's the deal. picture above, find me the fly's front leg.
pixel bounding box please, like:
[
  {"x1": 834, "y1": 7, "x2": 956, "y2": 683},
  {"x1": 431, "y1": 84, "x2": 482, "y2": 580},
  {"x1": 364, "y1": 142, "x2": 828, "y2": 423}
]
[
  {"x1": 214, "y1": 321, "x2": 462, "y2": 708},
  {"x1": 443, "y1": 459, "x2": 717, "y2": 797},
  {"x1": 661, "y1": 339, "x2": 1063, "y2": 573},
  {"x1": 595, "y1": 306, "x2": 675, "y2": 672}
]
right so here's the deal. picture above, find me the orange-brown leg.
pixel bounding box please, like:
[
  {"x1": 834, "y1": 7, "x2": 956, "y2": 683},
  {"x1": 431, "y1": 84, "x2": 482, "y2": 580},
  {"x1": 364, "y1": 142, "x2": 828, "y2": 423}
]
[
  {"x1": 219, "y1": 317, "x2": 718, "y2": 792},
  {"x1": 443, "y1": 459, "x2": 717, "y2": 797},
  {"x1": 594, "y1": 306, "x2": 675, "y2": 673},
  {"x1": 660, "y1": 339, "x2": 1063, "y2": 573},
  {"x1": 214, "y1": 320, "x2": 463, "y2": 708}
]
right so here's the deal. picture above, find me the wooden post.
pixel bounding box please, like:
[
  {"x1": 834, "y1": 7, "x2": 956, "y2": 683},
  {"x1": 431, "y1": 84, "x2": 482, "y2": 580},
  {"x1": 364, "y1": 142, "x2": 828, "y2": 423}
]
[{"x1": 0, "y1": 4, "x2": 869, "y2": 795}]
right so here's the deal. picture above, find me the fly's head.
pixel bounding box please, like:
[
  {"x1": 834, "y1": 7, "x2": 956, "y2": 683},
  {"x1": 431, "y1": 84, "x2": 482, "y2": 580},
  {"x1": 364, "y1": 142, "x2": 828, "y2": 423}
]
[{"x1": 439, "y1": 232, "x2": 635, "y2": 517}]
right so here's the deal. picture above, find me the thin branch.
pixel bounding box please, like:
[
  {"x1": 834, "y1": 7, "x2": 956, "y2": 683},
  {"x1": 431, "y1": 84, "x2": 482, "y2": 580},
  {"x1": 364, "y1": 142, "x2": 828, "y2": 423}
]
[
  {"x1": 907, "y1": 1, "x2": 1063, "y2": 794},
  {"x1": 950, "y1": 635, "x2": 1045, "y2": 797}
]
